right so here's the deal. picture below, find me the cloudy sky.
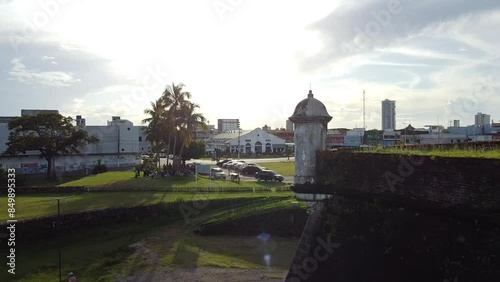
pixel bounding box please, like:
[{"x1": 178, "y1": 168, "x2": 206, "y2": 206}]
[{"x1": 1, "y1": 0, "x2": 499, "y2": 130}]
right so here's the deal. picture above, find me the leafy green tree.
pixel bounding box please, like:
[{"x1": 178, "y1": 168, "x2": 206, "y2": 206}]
[
  {"x1": 182, "y1": 140, "x2": 206, "y2": 163},
  {"x1": 3, "y1": 113, "x2": 100, "y2": 180}
]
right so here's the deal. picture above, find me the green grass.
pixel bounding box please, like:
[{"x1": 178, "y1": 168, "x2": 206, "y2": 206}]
[
  {"x1": 359, "y1": 146, "x2": 500, "y2": 159},
  {"x1": 23, "y1": 171, "x2": 290, "y2": 188},
  {"x1": 160, "y1": 233, "x2": 297, "y2": 270},
  {"x1": 1, "y1": 214, "x2": 179, "y2": 282},
  {"x1": 2, "y1": 200, "x2": 300, "y2": 281},
  {"x1": 202, "y1": 196, "x2": 304, "y2": 225},
  {"x1": 0, "y1": 192, "x2": 293, "y2": 221},
  {"x1": 256, "y1": 161, "x2": 295, "y2": 176}
]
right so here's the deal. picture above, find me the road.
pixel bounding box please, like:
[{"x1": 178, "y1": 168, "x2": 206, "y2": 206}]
[
  {"x1": 193, "y1": 157, "x2": 295, "y2": 165},
  {"x1": 160, "y1": 157, "x2": 295, "y2": 166}
]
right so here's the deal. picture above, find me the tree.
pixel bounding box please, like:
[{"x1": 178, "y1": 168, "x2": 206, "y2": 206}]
[
  {"x1": 143, "y1": 82, "x2": 208, "y2": 173},
  {"x1": 162, "y1": 83, "x2": 192, "y2": 168},
  {"x1": 177, "y1": 101, "x2": 207, "y2": 160},
  {"x1": 182, "y1": 140, "x2": 206, "y2": 164},
  {"x1": 142, "y1": 98, "x2": 168, "y2": 170},
  {"x1": 3, "y1": 113, "x2": 100, "y2": 180}
]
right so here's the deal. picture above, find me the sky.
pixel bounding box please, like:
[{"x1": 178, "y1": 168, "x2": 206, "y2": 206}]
[{"x1": 0, "y1": 0, "x2": 499, "y2": 130}]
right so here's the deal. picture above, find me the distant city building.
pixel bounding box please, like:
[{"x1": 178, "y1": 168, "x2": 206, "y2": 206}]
[
  {"x1": 453, "y1": 120, "x2": 460, "y2": 127},
  {"x1": 262, "y1": 124, "x2": 271, "y2": 131},
  {"x1": 475, "y1": 112, "x2": 491, "y2": 126},
  {"x1": 76, "y1": 115, "x2": 86, "y2": 127},
  {"x1": 286, "y1": 119, "x2": 294, "y2": 131},
  {"x1": 217, "y1": 118, "x2": 239, "y2": 133},
  {"x1": 381, "y1": 99, "x2": 396, "y2": 130},
  {"x1": 21, "y1": 109, "x2": 59, "y2": 116},
  {"x1": 0, "y1": 116, "x2": 16, "y2": 124}
]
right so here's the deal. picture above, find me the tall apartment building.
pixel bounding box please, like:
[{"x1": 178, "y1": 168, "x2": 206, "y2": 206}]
[
  {"x1": 475, "y1": 112, "x2": 491, "y2": 126},
  {"x1": 381, "y1": 99, "x2": 396, "y2": 130},
  {"x1": 217, "y1": 119, "x2": 240, "y2": 133}
]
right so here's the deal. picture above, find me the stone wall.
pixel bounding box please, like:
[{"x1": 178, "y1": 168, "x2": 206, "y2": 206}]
[
  {"x1": 287, "y1": 150, "x2": 500, "y2": 281},
  {"x1": 307, "y1": 196, "x2": 500, "y2": 282},
  {"x1": 314, "y1": 151, "x2": 500, "y2": 210}
]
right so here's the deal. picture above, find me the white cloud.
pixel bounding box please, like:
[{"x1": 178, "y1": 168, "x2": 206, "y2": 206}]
[{"x1": 8, "y1": 58, "x2": 80, "y2": 87}]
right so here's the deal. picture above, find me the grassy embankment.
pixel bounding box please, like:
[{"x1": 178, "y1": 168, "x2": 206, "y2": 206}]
[
  {"x1": 2, "y1": 197, "x2": 301, "y2": 282},
  {"x1": 0, "y1": 163, "x2": 302, "y2": 281}
]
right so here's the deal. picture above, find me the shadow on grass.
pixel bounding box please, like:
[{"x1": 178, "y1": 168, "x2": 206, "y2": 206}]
[{"x1": 0, "y1": 215, "x2": 180, "y2": 282}]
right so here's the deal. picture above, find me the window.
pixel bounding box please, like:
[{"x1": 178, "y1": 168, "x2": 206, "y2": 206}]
[
  {"x1": 139, "y1": 136, "x2": 142, "y2": 142},
  {"x1": 121, "y1": 148, "x2": 124, "y2": 151},
  {"x1": 127, "y1": 127, "x2": 131, "y2": 131}
]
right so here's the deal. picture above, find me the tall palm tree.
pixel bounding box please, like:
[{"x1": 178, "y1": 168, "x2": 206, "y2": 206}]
[
  {"x1": 142, "y1": 99, "x2": 166, "y2": 170},
  {"x1": 178, "y1": 101, "x2": 207, "y2": 160},
  {"x1": 161, "y1": 83, "x2": 192, "y2": 172}
]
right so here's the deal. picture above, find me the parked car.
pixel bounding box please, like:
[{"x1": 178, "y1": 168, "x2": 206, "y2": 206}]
[
  {"x1": 227, "y1": 161, "x2": 243, "y2": 170},
  {"x1": 255, "y1": 170, "x2": 284, "y2": 182},
  {"x1": 241, "y1": 165, "x2": 264, "y2": 175},
  {"x1": 210, "y1": 167, "x2": 226, "y2": 180},
  {"x1": 222, "y1": 161, "x2": 235, "y2": 168},
  {"x1": 217, "y1": 159, "x2": 231, "y2": 167}
]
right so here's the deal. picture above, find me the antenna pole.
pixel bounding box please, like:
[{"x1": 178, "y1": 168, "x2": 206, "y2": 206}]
[{"x1": 363, "y1": 90, "x2": 366, "y2": 129}]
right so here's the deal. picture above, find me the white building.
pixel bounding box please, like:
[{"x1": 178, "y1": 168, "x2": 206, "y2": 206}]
[
  {"x1": 0, "y1": 114, "x2": 149, "y2": 173},
  {"x1": 381, "y1": 99, "x2": 396, "y2": 130},
  {"x1": 286, "y1": 119, "x2": 294, "y2": 131},
  {"x1": 217, "y1": 118, "x2": 239, "y2": 133},
  {"x1": 206, "y1": 128, "x2": 286, "y2": 155}
]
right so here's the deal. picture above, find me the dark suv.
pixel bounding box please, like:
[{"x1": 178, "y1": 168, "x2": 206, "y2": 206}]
[{"x1": 255, "y1": 170, "x2": 284, "y2": 182}]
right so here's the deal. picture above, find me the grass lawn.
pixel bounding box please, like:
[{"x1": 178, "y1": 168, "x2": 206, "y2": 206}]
[
  {"x1": 1, "y1": 198, "x2": 300, "y2": 282},
  {"x1": 360, "y1": 146, "x2": 500, "y2": 159},
  {"x1": 23, "y1": 171, "x2": 290, "y2": 188},
  {"x1": 160, "y1": 232, "x2": 298, "y2": 270},
  {"x1": 0, "y1": 191, "x2": 294, "y2": 221},
  {"x1": 256, "y1": 161, "x2": 295, "y2": 176},
  {"x1": 1, "y1": 214, "x2": 178, "y2": 282}
]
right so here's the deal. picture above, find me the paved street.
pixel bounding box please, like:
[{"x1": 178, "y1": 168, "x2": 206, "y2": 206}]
[{"x1": 194, "y1": 157, "x2": 295, "y2": 165}]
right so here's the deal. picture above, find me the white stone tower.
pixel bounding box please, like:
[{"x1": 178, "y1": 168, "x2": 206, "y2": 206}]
[{"x1": 289, "y1": 89, "x2": 332, "y2": 200}]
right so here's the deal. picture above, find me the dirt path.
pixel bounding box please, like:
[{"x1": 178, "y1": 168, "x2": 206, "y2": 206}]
[{"x1": 117, "y1": 221, "x2": 289, "y2": 282}]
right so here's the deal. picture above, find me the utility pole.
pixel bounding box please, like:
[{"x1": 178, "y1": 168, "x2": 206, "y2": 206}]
[
  {"x1": 237, "y1": 121, "x2": 241, "y2": 159},
  {"x1": 363, "y1": 89, "x2": 366, "y2": 129},
  {"x1": 51, "y1": 196, "x2": 70, "y2": 282}
]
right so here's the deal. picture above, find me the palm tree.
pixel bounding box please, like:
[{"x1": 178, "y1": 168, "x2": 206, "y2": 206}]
[
  {"x1": 178, "y1": 101, "x2": 207, "y2": 161},
  {"x1": 161, "y1": 83, "x2": 192, "y2": 172},
  {"x1": 142, "y1": 99, "x2": 165, "y2": 170}
]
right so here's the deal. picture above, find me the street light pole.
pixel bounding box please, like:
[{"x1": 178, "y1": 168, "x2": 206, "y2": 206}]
[
  {"x1": 56, "y1": 199, "x2": 62, "y2": 282},
  {"x1": 237, "y1": 128, "x2": 241, "y2": 160},
  {"x1": 50, "y1": 196, "x2": 70, "y2": 282}
]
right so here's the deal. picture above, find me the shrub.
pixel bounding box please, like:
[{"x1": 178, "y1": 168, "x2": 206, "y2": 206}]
[{"x1": 92, "y1": 160, "x2": 108, "y2": 174}]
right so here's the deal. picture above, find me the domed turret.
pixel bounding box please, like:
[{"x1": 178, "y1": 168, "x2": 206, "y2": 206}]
[
  {"x1": 288, "y1": 89, "x2": 332, "y2": 201},
  {"x1": 289, "y1": 90, "x2": 332, "y2": 124}
]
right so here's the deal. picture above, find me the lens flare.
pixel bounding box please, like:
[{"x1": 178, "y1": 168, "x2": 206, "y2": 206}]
[{"x1": 264, "y1": 253, "x2": 271, "y2": 268}]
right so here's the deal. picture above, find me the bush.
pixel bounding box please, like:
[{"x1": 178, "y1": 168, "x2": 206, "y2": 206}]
[{"x1": 92, "y1": 164, "x2": 108, "y2": 174}]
